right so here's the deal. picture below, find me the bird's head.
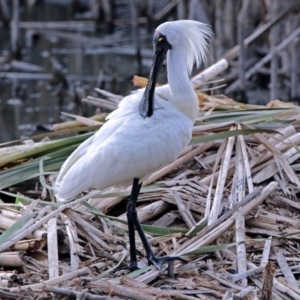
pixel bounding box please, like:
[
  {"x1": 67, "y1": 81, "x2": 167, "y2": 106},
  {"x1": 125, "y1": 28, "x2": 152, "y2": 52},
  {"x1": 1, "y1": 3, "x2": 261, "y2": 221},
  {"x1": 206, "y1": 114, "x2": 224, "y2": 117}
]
[
  {"x1": 139, "y1": 20, "x2": 212, "y2": 118},
  {"x1": 155, "y1": 20, "x2": 213, "y2": 74}
]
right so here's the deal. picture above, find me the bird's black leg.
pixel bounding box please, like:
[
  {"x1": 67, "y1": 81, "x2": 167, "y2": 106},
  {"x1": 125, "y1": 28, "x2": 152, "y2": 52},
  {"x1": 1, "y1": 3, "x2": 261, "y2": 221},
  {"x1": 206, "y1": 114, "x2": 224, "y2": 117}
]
[
  {"x1": 129, "y1": 179, "x2": 187, "y2": 273},
  {"x1": 126, "y1": 178, "x2": 142, "y2": 271}
]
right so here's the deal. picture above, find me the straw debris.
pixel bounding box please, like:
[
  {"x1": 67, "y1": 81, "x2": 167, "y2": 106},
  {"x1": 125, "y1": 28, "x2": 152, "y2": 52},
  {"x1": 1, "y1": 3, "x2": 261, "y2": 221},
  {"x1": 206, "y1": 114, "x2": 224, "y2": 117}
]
[{"x1": 0, "y1": 61, "x2": 300, "y2": 299}]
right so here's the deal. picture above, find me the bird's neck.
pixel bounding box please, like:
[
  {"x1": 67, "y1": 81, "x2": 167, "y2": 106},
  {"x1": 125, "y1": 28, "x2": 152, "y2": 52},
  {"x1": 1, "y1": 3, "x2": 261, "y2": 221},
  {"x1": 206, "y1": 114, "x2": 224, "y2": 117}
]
[{"x1": 166, "y1": 49, "x2": 199, "y2": 122}]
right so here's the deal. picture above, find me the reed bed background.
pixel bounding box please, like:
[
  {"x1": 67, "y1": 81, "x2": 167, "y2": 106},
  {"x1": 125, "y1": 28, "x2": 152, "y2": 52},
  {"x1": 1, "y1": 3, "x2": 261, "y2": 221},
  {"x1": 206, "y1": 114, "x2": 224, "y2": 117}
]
[{"x1": 0, "y1": 59, "x2": 300, "y2": 299}]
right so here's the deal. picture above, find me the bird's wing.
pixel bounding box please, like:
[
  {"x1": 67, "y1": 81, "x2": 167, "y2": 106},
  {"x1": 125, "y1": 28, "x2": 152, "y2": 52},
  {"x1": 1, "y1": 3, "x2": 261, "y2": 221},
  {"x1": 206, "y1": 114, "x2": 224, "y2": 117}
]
[{"x1": 56, "y1": 96, "x2": 192, "y2": 200}]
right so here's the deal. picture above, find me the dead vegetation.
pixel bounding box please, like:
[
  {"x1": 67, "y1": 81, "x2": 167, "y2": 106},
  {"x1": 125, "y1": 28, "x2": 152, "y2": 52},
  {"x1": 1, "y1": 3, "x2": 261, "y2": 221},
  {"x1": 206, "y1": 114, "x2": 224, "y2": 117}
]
[{"x1": 1, "y1": 61, "x2": 300, "y2": 299}]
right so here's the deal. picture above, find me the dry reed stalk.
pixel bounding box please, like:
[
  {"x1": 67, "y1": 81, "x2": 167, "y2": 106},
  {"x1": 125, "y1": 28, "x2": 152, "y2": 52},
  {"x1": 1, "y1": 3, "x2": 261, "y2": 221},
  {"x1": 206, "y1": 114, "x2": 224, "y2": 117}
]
[
  {"x1": 0, "y1": 191, "x2": 100, "y2": 253},
  {"x1": 235, "y1": 214, "x2": 247, "y2": 287},
  {"x1": 253, "y1": 278, "x2": 283, "y2": 300},
  {"x1": 0, "y1": 271, "x2": 19, "y2": 281},
  {"x1": 108, "y1": 282, "x2": 156, "y2": 300},
  {"x1": 0, "y1": 252, "x2": 24, "y2": 267},
  {"x1": 188, "y1": 187, "x2": 262, "y2": 243},
  {"x1": 52, "y1": 114, "x2": 106, "y2": 131},
  {"x1": 173, "y1": 191, "x2": 196, "y2": 229},
  {"x1": 179, "y1": 182, "x2": 277, "y2": 254},
  {"x1": 108, "y1": 281, "x2": 204, "y2": 300},
  {"x1": 82, "y1": 96, "x2": 118, "y2": 110},
  {"x1": 60, "y1": 212, "x2": 81, "y2": 271},
  {"x1": 208, "y1": 130, "x2": 235, "y2": 224},
  {"x1": 261, "y1": 261, "x2": 275, "y2": 300},
  {"x1": 251, "y1": 133, "x2": 300, "y2": 186},
  {"x1": 277, "y1": 277, "x2": 300, "y2": 296},
  {"x1": 137, "y1": 183, "x2": 277, "y2": 284},
  {"x1": 273, "y1": 278, "x2": 300, "y2": 299},
  {"x1": 222, "y1": 289, "x2": 233, "y2": 300},
  {"x1": 0, "y1": 207, "x2": 22, "y2": 219},
  {"x1": 66, "y1": 210, "x2": 122, "y2": 243},
  {"x1": 0, "y1": 205, "x2": 51, "y2": 252},
  {"x1": 279, "y1": 197, "x2": 300, "y2": 210},
  {"x1": 253, "y1": 125, "x2": 296, "y2": 154},
  {"x1": 60, "y1": 112, "x2": 103, "y2": 126},
  {"x1": 75, "y1": 225, "x2": 115, "y2": 259},
  {"x1": 8, "y1": 238, "x2": 45, "y2": 251},
  {"x1": 204, "y1": 139, "x2": 227, "y2": 220},
  {"x1": 118, "y1": 200, "x2": 169, "y2": 223},
  {"x1": 205, "y1": 271, "x2": 243, "y2": 291},
  {"x1": 237, "y1": 125, "x2": 253, "y2": 193},
  {"x1": 47, "y1": 217, "x2": 59, "y2": 279},
  {"x1": 255, "y1": 210, "x2": 300, "y2": 227},
  {"x1": 44, "y1": 286, "x2": 115, "y2": 300},
  {"x1": 260, "y1": 237, "x2": 272, "y2": 267},
  {"x1": 227, "y1": 286, "x2": 255, "y2": 300},
  {"x1": 231, "y1": 266, "x2": 265, "y2": 282},
  {"x1": 245, "y1": 220, "x2": 298, "y2": 236},
  {"x1": 277, "y1": 252, "x2": 298, "y2": 288},
  {"x1": 9, "y1": 266, "x2": 90, "y2": 292},
  {"x1": 253, "y1": 139, "x2": 300, "y2": 184},
  {"x1": 191, "y1": 59, "x2": 228, "y2": 89},
  {"x1": 94, "y1": 88, "x2": 123, "y2": 103}
]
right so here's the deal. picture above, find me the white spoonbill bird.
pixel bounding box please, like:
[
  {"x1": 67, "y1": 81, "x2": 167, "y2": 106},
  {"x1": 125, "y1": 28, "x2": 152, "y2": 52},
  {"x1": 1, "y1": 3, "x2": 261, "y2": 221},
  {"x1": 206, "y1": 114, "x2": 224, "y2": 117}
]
[{"x1": 56, "y1": 20, "x2": 212, "y2": 272}]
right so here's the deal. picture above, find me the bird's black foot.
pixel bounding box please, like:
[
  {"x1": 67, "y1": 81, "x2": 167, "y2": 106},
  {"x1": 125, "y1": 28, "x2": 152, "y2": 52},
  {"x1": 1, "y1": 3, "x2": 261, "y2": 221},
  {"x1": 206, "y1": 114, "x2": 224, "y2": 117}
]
[
  {"x1": 148, "y1": 255, "x2": 187, "y2": 273},
  {"x1": 119, "y1": 262, "x2": 139, "y2": 272}
]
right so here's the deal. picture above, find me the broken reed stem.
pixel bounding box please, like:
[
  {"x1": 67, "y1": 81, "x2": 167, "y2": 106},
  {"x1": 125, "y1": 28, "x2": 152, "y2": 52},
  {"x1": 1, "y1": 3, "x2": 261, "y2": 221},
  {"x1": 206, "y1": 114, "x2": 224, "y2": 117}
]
[
  {"x1": 9, "y1": 266, "x2": 90, "y2": 292},
  {"x1": 235, "y1": 214, "x2": 247, "y2": 287},
  {"x1": 188, "y1": 186, "x2": 263, "y2": 245},
  {"x1": 0, "y1": 191, "x2": 101, "y2": 253},
  {"x1": 208, "y1": 132, "x2": 235, "y2": 225},
  {"x1": 261, "y1": 261, "x2": 275, "y2": 300},
  {"x1": 277, "y1": 252, "x2": 298, "y2": 288},
  {"x1": 47, "y1": 217, "x2": 59, "y2": 279},
  {"x1": 60, "y1": 212, "x2": 81, "y2": 271},
  {"x1": 44, "y1": 286, "x2": 116, "y2": 300},
  {"x1": 178, "y1": 182, "x2": 278, "y2": 255},
  {"x1": 137, "y1": 183, "x2": 277, "y2": 284}
]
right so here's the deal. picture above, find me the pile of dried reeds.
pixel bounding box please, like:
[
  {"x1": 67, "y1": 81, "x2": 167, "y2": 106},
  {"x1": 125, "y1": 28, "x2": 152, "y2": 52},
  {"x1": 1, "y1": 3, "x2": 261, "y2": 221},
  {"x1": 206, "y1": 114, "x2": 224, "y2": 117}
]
[{"x1": 0, "y1": 60, "x2": 300, "y2": 299}]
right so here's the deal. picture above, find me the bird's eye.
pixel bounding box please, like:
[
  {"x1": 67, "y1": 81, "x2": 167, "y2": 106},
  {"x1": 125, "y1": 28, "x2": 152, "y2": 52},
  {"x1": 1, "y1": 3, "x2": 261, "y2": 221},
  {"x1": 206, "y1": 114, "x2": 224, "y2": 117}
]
[{"x1": 158, "y1": 37, "x2": 164, "y2": 42}]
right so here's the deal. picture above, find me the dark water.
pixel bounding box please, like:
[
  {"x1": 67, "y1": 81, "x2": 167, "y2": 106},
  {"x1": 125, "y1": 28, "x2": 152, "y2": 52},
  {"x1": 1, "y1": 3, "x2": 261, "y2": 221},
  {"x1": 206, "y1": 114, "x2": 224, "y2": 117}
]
[{"x1": 0, "y1": 2, "x2": 154, "y2": 143}]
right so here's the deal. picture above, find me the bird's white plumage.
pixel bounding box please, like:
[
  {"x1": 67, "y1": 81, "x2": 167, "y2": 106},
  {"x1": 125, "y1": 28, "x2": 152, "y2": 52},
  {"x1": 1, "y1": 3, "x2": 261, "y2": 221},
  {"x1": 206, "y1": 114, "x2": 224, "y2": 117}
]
[
  {"x1": 56, "y1": 20, "x2": 212, "y2": 200},
  {"x1": 156, "y1": 20, "x2": 212, "y2": 74}
]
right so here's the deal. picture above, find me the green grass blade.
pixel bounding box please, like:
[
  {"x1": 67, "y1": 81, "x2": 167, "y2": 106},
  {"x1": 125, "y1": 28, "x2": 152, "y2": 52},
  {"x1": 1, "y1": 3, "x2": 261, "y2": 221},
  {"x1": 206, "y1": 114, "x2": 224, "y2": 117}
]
[
  {"x1": 190, "y1": 128, "x2": 277, "y2": 145},
  {"x1": 0, "y1": 212, "x2": 37, "y2": 246},
  {"x1": 82, "y1": 201, "x2": 188, "y2": 234}
]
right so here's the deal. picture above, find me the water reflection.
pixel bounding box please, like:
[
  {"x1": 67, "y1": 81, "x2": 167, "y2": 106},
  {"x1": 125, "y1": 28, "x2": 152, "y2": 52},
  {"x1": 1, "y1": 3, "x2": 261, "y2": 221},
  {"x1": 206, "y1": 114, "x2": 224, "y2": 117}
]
[{"x1": 0, "y1": 2, "x2": 153, "y2": 142}]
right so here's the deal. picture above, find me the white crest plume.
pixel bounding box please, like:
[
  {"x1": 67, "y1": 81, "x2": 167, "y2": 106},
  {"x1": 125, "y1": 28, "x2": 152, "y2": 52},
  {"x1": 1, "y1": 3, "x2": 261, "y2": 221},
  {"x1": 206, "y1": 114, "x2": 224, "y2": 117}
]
[{"x1": 157, "y1": 20, "x2": 213, "y2": 74}]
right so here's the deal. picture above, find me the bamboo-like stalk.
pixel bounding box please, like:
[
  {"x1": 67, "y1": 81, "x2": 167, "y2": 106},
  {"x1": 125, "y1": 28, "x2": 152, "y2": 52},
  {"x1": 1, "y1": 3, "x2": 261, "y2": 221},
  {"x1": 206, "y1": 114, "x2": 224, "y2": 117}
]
[
  {"x1": 0, "y1": 252, "x2": 24, "y2": 267},
  {"x1": 261, "y1": 262, "x2": 276, "y2": 300},
  {"x1": 47, "y1": 217, "x2": 59, "y2": 279},
  {"x1": 209, "y1": 130, "x2": 235, "y2": 224},
  {"x1": 8, "y1": 238, "x2": 45, "y2": 251},
  {"x1": 65, "y1": 210, "x2": 119, "y2": 251},
  {"x1": 118, "y1": 200, "x2": 169, "y2": 224},
  {"x1": 277, "y1": 252, "x2": 298, "y2": 288},
  {"x1": 235, "y1": 214, "x2": 247, "y2": 287},
  {"x1": 44, "y1": 286, "x2": 114, "y2": 300},
  {"x1": 173, "y1": 191, "x2": 196, "y2": 229},
  {"x1": 260, "y1": 237, "x2": 272, "y2": 267},
  {"x1": 273, "y1": 278, "x2": 300, "y2": 300},
  {"x1": 9, "y1": 266, "x2": 90, "y2": 292},
  {"x1": 227, "y1": 286, "x2": 255, "y2": 300},
  {"x1": 52, "y1": 113, "x2": 106, "y2": 131},
  {"x1": 137, "y1": 182, "x2": 278, "y2": 284},
  {"x1": 60, "y1": 212, "x2": 81, "y2": 271}
]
